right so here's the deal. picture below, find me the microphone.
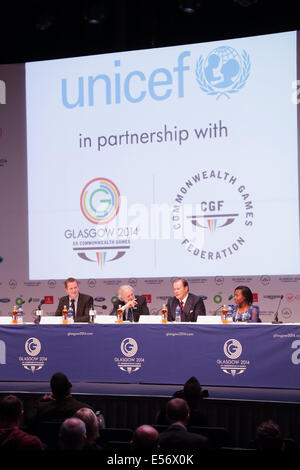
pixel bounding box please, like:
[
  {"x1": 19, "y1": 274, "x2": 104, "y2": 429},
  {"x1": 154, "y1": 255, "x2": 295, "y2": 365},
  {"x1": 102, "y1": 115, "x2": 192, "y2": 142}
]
[
  {"x1": 272, "y1": 295, "x2": 283, "y2": 324},
  {"x1": 37, "y1": 299, "x2": 45, "y2": 310}
]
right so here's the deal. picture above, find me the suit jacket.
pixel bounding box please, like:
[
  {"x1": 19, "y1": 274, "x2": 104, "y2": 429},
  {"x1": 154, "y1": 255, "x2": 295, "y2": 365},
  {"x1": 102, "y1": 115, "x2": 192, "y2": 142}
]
[
  {"x1": 55, "y1": 293, "x2": 93, "y2": 322},
  {"x1": 158, "y1": 423, "x2": 209, "y2": 451},
  {"x1": 167, "y1": 293, "x2": 205, "y2": 322},
  {"x1": 110, "y1": 295, "x2": 149, "y2": 322}
]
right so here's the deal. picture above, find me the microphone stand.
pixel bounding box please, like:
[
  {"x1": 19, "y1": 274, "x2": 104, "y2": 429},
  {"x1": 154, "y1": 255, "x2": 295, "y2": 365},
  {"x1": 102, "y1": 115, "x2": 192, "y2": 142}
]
[{"x1": 272, "y1": 295, "x2": 283, "y2": 324}]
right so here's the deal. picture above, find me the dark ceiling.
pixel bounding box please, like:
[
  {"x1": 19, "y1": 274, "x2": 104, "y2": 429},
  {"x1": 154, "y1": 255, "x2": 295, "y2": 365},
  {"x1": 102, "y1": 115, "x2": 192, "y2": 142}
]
[{"x1": 0, "y1": 0, "x2": 299, "y2": 64}]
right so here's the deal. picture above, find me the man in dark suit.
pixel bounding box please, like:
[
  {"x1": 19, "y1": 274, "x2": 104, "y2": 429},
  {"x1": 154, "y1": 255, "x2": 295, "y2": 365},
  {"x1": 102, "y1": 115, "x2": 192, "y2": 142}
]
[
  {"x1": 167, "y1": 278, "x2": 206, "y2": 322},
  {"x1": 55, "y1": 277, "x2": 93, "y2": 323},
  {"x1": 110, "y1": 285, "x2": 149, "y2": 322},
  {"x1": 158, "y1": 398, "x2": 209, "y2": 452}
]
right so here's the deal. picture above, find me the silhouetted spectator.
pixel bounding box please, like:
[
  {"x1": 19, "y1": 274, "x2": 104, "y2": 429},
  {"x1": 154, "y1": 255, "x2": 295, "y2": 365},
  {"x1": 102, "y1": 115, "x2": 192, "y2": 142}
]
[
  {"x1": 131, "y1": 425, "x2": 159, "y2": 454},
  {"x1": 255, "y1": 420, "x2": 285, "y2": 451},
  {"x1": 158, "y1": 398, "x2": 209, "y2": 452},
  {"x1": 59, "y1": 417, "x2": 87, "y2": 450},
  {"x1": 74, "y1": 408, "x2": 103, "y2": 451},
  {"x1": 0, "y1": 395, "x2": 44, "y2": 450},
  {"x1": 29, "y1": 372, "x2": 92, "y2": 426},
  {"x1": 156, "y1": 376, "x2": 208, "y2": 426}
]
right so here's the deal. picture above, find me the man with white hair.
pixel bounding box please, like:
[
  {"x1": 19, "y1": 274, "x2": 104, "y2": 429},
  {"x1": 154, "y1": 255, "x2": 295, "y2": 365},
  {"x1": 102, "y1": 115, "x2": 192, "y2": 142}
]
[
  {"x1": 59, "y1": 417, "x2": 87, "y2": 450},
  {"x1": 110, "y1": 285, "x2": 149, "y2": 322}
]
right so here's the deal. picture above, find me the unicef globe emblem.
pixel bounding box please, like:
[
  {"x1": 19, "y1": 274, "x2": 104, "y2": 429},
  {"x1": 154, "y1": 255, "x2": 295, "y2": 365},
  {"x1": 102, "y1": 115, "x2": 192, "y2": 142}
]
[{"x1": 196, "y1": 46, "x2": 250, "y2": 99}]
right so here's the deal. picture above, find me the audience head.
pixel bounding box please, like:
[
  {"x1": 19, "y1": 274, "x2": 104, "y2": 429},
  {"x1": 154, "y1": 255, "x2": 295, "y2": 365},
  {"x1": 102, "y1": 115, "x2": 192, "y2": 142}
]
[
  {"x1": 255, "y1": 420, "x2": 285, "y2": 451},
  {"x1": 0, "y1": 395, "x2": 23, "y2": 428},
  {"x1": 166, "y1": 398, "x2": 190, "y2": 426},
  {"x1": 74, "y1": 408, "x2": 99, "y2": 443},
  {"x1": 183, "y1": 376, "x2": 204, "y2": 407},
  {"x1": 50, "y1": 372, "x2": 72, "y2": 400},
  {"x1": 131, "y1": 425, "x2": 159, "y2": 453},
  {"x1": 59, "y1": 417, "x2": 87, "y2": 450}
]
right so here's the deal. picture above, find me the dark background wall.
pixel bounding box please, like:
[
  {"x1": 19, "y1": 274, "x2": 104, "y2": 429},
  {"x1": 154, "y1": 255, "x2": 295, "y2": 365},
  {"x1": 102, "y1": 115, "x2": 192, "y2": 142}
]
[{"x1": 0, "y1": 0, "x2": 298, "y2": 64}]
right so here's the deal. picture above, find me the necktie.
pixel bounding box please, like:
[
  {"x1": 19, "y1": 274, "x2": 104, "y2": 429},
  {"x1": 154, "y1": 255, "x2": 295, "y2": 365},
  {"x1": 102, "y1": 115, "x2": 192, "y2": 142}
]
[
  {"x1": 128, "y1": 307, "x2": 133, "y2": 322},
  {"x1": 180, "y1": 300, "x2": 184, "y2": 312},
  {"x1": 71, "y1": 299, "x2": 75, "y2": 316}
]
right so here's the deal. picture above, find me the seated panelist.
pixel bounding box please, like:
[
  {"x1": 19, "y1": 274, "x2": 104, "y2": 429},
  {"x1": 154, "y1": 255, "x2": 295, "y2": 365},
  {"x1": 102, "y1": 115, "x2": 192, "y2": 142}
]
[
  {"x1": 110, "y1": 285, "x2": 149, "y2": 322},
  {"x1": 167, "y1": 278, "x2": 206, "y2": 322},
  {"x1": 230, "y1": 285, "x2": 260, "y2": 322},
  {"x1": 55, "y1": 277, "x2": 93, "y2": 323}
]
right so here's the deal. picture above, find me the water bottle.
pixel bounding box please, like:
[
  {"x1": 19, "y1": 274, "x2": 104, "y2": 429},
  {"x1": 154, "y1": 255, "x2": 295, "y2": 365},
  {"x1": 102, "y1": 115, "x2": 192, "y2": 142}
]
[
  {"x1": 89, "y1": 308, "x2": 95, "y2": 324},
  {"x1": 67, "y1": 305, "x2": 74, "y2": 324},
  {"x1": 12, "y1": 305, "x2": 18, "y2": 324},
  {"x1": 161, "y1": 304, "x2": 167, "y2": 324},
  {"x1": 175, "y1": 305, "x2": 181, "y2": 322},
  {"x1": 227, "y1": 306, "x2": 233, "y2": 323},
  {"x1": 17, "y1": 306, "x2": 24, "y2": 324},
  {"x1": 62, "y1": 305, "x2": 68, "y2": 324},
  {"x1": 96, "y1": 410, "x2": 106, "y2": 429},
  {"x1": 117, "y1": 305, "x2": 123, "y2": 323}
]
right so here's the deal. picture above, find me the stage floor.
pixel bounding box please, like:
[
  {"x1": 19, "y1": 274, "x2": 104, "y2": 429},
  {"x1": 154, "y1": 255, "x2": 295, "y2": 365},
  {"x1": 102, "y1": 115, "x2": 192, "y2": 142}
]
[{"x1": 0, "y1": 381, "x2": 300, "y2": 404}]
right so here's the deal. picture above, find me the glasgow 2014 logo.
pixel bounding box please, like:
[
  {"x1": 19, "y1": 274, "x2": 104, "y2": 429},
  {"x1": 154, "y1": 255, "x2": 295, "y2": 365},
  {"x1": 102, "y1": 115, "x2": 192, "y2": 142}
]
[
  {"x1": 217, "y1": 338, "x2": 250, "y2": 376},
  {"x1": 114, "y1": 337, "x2": 144, "y2": 374},
  {"x1": 196, "y1": 46, "x2": 250, "y2": 99},
  {"x1": 19, "y1": 337, "x2": 47, "y2": 373},
  {"x1": 80, "y1": 177, "x2": 120, "y2": 225}
]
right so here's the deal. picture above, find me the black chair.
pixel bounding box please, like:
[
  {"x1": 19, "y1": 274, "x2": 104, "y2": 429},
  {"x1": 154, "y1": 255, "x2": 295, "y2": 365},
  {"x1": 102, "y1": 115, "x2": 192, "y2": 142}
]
[
  {"x1": 98, "y1": 427, "x2": 133, "y2": 445},
  {"x1": 35, "y1": 420, "x2": 63, "y2": 450},
  {"x1": 106, "y1": 440, "x2": 131, "y2": 452},
  {"x1": 188, "y1": 426, "x2": 230, "y2": 449}
]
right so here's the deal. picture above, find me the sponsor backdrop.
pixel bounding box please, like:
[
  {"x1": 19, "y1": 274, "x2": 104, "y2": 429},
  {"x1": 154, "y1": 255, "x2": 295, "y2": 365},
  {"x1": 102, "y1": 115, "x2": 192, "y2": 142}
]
[{"x1": 1, "y1": 31, "x2": 300, "y2": 324}]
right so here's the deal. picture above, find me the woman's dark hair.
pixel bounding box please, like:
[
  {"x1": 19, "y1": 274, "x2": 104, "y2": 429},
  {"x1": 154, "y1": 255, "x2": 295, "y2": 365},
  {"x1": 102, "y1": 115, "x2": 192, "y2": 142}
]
[{"x1": 235, "y1": 285, "x2": 253, "y2": 305}]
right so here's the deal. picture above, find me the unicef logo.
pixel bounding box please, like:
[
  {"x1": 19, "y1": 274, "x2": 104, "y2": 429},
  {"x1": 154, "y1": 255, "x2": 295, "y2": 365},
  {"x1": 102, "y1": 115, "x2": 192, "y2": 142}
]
[
  {"x1": 120, "y1": 338, "x2": 138, "y2": 357},
  {"x1": 80, "y1": 177, "x2": 120, "y2": 225},
  {"x1": 25, "y1": 337, "x2": 41, "y2": 357},
  {"x1": 223, "y1": 339, "x2": 242, "y2": 359},
  {"x1": 196, "y1": 46, "x2": 250, "y2": 99}
]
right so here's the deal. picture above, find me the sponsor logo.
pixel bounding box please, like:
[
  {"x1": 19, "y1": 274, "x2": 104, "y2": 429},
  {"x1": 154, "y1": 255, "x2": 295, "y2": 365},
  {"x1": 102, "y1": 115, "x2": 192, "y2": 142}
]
[
  {"x1": 260, "y1": 275, "x2": 271, "y2": 285},
  {"x1": 114, "y1": 337, "x2": 144, "y2": 374},
  {"x1": 281, "y1": 308, "x2": 292, "y2": 320},
  {"x1": 0, "y1": 298, "x2": 10, "y2": 303},
  {"x1": 142, "y1": 294, "x2": 152, "y2": 303},
  {"x1": 19, "y1": 337, "x2": 47, "y2": 373},
  {"x1": 44, "y1": 296, "x2": 54, "y2": 304},
  {"x1": 9, "y1": 280, "x2": 17, "y2": 289},
  {"x1": 215, "y1": 276, "x2": 224, "y2": 286},
  {"x1": 172, "y1": 169, "x2": 254, "y2": 263},
  {"x1": 286, "y1": 294, "x2": 300, "y2": 302},
  {"x1": 214, "y1": 295, "x2": 222, "y2": 304},
  {"x1": 217, "y1": 338, "x2": 249, "y2": 376},
  {"x1": 88, "y1": 279, "x2": 96, "y2": 288},
  {"x1": 48, "y1": 280, "x2": 56, "y2": 288},
  {"x1": 196, "y1": 46, "x2": 250, "y2": 100}
]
